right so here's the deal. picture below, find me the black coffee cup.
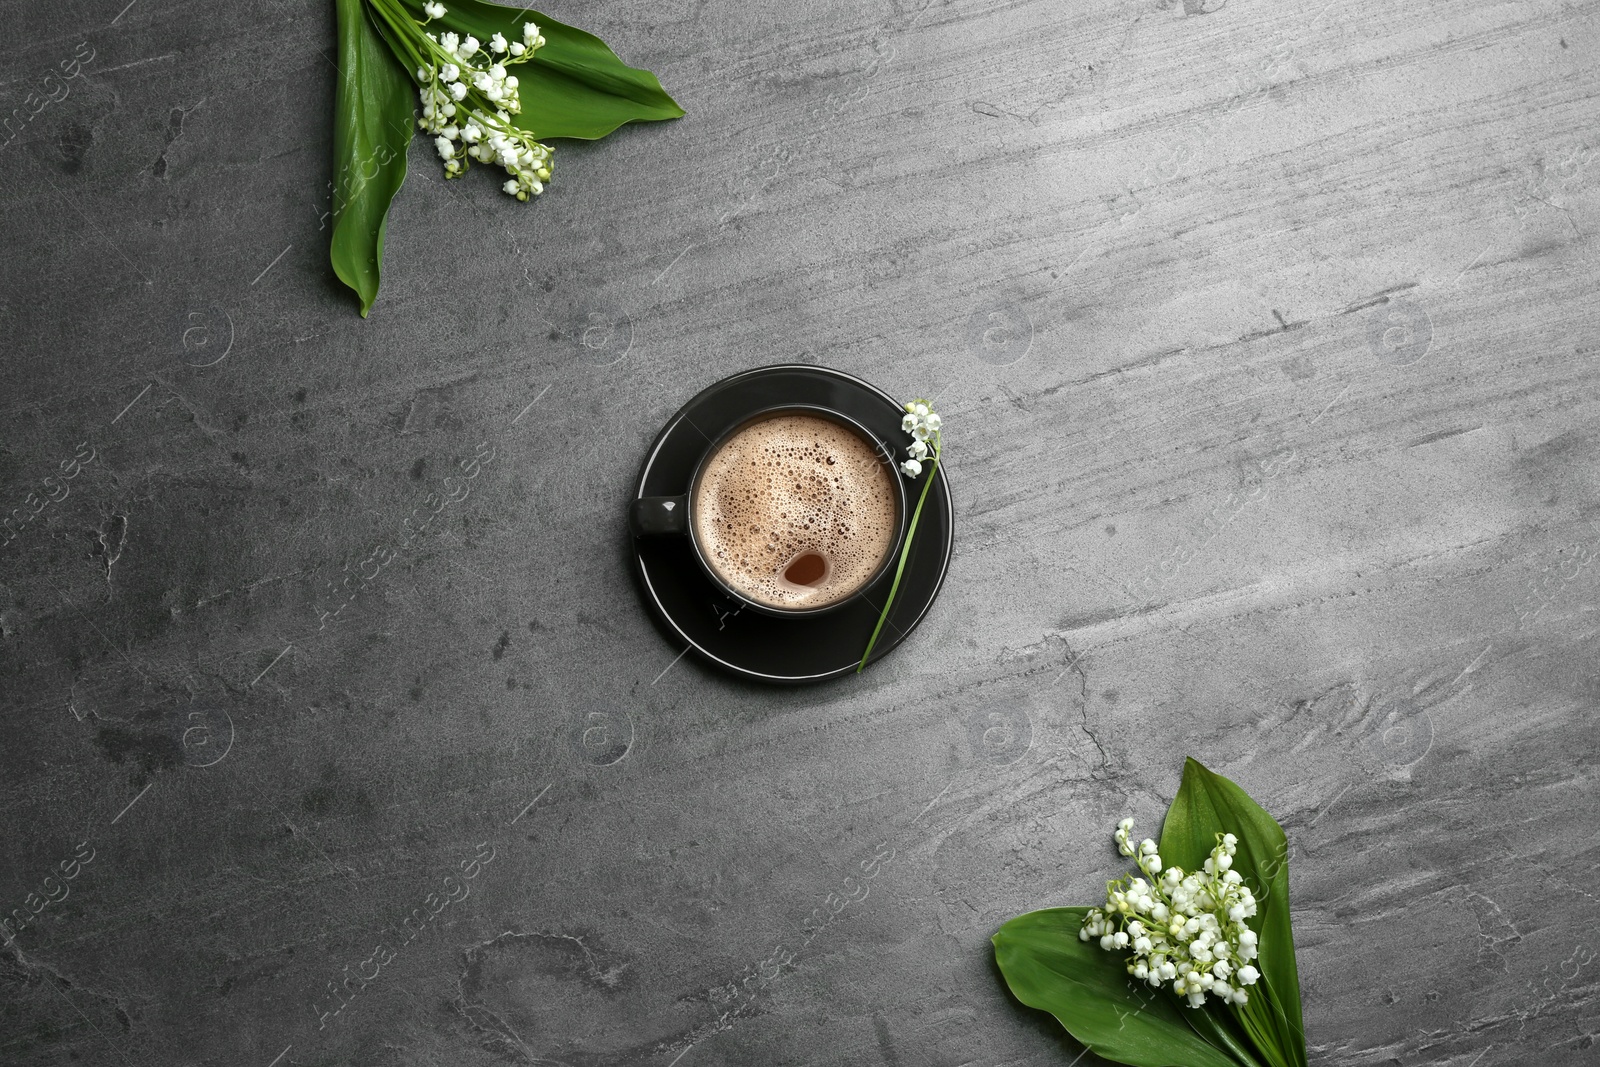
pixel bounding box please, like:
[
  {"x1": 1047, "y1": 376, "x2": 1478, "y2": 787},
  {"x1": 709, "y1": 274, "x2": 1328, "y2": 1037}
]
[{"x1": 628, "y1": 404, "x2": 909, "y2": 618}]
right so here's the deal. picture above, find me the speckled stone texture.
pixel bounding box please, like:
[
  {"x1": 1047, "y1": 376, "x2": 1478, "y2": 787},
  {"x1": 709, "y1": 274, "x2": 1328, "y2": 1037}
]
[{"x1": 2, "y1": 0, "x2": 1598, "y2": 1065}]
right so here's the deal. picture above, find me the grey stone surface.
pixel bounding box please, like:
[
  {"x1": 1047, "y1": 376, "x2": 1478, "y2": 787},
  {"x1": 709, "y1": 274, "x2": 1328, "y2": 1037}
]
[{"x1": 2, "y1": 0, "x2": 1598, "y2": 1065}]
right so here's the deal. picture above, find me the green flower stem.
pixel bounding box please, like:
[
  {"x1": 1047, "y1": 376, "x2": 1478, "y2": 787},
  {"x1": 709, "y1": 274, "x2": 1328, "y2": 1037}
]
[
  {"x1": 1248, "y1": 979, "x2": 1299, "y2": 1067},
  {"x1": 1199, "y1": 1010, "x2": 1272, "y2": 1067},
  {"x1": 857, "y1": 436, "x2": 940, "y2": 673},
  {"x1": 1233, "y1": 994, "x2": 1287, "y2": 1067},
  {"x1": 364, "y1": 0, "x2": 427, "y2": 71}
]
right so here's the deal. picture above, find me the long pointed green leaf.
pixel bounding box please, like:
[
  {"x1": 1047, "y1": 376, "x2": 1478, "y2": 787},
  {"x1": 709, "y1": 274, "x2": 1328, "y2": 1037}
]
[
  {"x1": 395, "y1": 0, "x2": 684, "y2": 139},
  {"x1": 331, "y1": 0, "x2": 416, "y2": 316},
  {"x1": 1158, "y1": 759, "x2": 1308, "y2": 1067},
  {"x1": 993, "y1": 908, "x2": 1246, "y2": 1067}
]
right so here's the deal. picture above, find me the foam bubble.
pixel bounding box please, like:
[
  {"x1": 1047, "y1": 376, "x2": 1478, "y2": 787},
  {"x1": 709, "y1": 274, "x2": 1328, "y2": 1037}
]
[{"x1": 694, "y1": 414, "x2": 897, "y2": 609}]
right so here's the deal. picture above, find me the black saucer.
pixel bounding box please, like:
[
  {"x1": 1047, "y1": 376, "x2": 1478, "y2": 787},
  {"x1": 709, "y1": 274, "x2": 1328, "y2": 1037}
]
[{"x1": 630, "y1": 365, "x2": 954, "y2": 684}]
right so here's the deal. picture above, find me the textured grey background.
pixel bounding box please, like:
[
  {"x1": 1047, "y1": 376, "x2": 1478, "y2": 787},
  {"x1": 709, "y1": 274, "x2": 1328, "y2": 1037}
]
[{"x1": 2, "y1": 0, "x2": 1598, "y2": 1065}]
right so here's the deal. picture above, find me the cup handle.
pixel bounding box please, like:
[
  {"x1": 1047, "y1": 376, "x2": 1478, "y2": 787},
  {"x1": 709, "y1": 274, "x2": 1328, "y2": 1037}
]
[{"x1": 629, "y1": 496, "x2": 688, "y2": 537}]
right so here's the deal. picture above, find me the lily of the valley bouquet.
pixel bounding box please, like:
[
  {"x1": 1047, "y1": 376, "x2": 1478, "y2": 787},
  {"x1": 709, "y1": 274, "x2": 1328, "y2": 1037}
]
[
  {"x1": 994, "y1": 759, "x2": 1308, "y2": 1067},
  {"x1": 331, "y1": 0, "x2": 682, "y2": 315}
]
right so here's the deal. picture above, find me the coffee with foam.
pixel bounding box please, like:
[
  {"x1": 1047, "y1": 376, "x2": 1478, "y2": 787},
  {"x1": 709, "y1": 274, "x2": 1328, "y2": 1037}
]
[{"x1": 693, "y1": 413, "x2": 898, "y2": 610}]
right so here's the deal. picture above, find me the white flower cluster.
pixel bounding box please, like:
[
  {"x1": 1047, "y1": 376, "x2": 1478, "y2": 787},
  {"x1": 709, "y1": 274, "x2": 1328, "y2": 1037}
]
[
  {"x1": 413, "y1": 6, "x2": 552, "y2": 200},
  {"x1": 898, "y1": 400, "x2": 941, "y2": 477},
  {"x1": 1080, "y1": 819, "x2": 1262, "y2": 1009}
]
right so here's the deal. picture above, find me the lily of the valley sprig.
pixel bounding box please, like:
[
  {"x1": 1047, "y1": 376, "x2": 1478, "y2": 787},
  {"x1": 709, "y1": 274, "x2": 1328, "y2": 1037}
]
[
  {"x1": 331, "y1": 0, "x2": 683, "y2": 316},
  {"x1": 897, "y1": 401, "x2": 942, "y2": 477},
  {"x1": 1082, "y1": 821, "x2": 1262, "y2": 1009},
  {"x1": 994, "y1": 758, "x2": 1309, "y2": 1067},
  {"x1": 407, "y1": 5, "x2": 554, "y2": 199},
  {"x1": 858, "y1": 399, "x2": 943, "y2": 673}
]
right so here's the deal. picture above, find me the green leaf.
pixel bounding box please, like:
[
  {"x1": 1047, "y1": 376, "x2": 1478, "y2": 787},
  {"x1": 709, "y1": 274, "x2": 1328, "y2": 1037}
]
[
  {"x1": 394, "y1": 0, "x2": 685, "y2": 139},
  {"x1": 331, "y1": 0, "x2": 416, "y2": 316},
  {"x1": 1158, "y1": 759, "x2": 1308, "y2": 1067},
  {"x1": 992, "y1": 908, "x2": 1246, "y2": 1067}
]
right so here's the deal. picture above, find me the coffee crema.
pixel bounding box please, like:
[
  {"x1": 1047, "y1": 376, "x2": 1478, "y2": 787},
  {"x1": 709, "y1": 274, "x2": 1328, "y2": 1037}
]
[{"x1": 693, "y1": 413, "x2": 898, "y2": 609}]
